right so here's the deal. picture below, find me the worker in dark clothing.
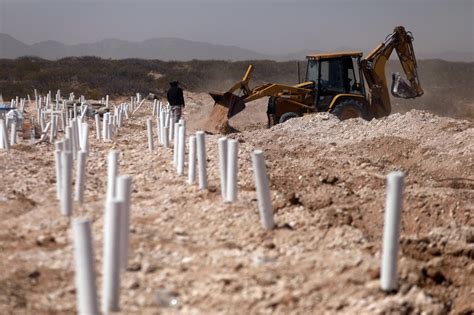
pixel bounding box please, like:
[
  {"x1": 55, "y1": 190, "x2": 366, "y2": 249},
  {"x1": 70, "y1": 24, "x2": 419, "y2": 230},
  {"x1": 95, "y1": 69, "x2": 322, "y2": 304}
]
[{"x1": 167, "y1": 81, "x2": 185, "y2": 122}]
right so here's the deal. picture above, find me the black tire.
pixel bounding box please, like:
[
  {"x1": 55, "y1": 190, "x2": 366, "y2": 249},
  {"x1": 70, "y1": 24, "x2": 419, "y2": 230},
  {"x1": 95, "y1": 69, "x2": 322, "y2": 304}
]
[
  {"x1": 279, "y1": 112, "x2": 300, "y2": 124},
  {"x1": 331, "y1": 99, "x2": 370, "y2": 121}
]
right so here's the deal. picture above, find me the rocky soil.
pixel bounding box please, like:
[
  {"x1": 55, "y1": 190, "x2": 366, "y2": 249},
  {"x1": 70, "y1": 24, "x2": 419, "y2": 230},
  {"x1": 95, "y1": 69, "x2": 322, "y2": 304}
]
[{"x1": 0, "y1": 92, "x2": 473, "y2": 314}]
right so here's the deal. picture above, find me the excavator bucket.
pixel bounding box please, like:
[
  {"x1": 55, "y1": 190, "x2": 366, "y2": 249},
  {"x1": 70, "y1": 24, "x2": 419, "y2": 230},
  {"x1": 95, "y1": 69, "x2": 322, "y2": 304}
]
[
  {"x1": 204, "y1": 92, "x2": 245, "y2": 134},
  {"x1": 209, "y1": 91, "x2": 246, "y2": 119},
  {"x1": 391, "y1": 72, "x2": 419, "y2": 99},
  {"x1": 202, "y1": 92, "x2": 246, "y2": 134}
]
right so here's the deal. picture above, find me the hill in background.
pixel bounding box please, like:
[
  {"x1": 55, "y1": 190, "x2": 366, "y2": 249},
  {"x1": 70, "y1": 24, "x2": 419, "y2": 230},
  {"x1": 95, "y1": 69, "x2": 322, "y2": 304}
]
[
  {"x1": 0, "y1": 33, "x2": 270, "y2": 61},
  {"x1": 1, "y1": 33, "x2": 472, "y2": 62}
]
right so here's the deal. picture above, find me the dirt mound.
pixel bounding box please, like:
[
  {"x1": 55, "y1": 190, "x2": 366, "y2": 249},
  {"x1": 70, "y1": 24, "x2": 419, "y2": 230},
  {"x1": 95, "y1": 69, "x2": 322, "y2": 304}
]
[{"x1": 0, "y1": 97, "x2": 472, "y2": 314}]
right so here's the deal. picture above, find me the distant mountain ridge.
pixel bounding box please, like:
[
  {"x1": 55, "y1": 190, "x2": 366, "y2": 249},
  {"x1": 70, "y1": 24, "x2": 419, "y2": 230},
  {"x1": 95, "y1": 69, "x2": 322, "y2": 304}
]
[
  {"x1": 0, "y1": 33, "x2": 472, "y2": 61},
  {"x1": 0, "y1": 33, "x2": 271, "y2": 61}
]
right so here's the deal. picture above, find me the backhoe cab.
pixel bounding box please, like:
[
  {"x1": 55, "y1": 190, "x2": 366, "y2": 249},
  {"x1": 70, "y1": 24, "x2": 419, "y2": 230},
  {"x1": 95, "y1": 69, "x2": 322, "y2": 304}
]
[
  {"x1": 305, "y1": 52, "x2": 368, "y2": 119},
  {"x1": 207, "y1": 26, "x2": 423, "y2": 132}
]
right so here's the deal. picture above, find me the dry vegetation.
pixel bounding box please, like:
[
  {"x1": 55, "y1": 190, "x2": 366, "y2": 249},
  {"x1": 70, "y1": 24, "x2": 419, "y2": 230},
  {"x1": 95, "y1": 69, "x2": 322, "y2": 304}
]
[{"x1": 1, "y1": 57, "x2": 473, "y2": 119}]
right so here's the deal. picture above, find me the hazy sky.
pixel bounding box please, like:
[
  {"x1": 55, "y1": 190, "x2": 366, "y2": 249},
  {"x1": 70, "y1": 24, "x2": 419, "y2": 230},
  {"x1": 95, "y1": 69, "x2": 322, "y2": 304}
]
[{"x1": 0, "y1": 0, "x2": 473, "y2": 56}]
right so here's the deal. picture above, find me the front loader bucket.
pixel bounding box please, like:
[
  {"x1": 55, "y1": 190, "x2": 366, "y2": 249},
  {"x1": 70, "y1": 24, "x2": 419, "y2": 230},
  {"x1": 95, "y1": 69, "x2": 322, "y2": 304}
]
[
  {"x1": 202, "y1": 92, "x2": 246, "y2": 134},
  {"x1": 391, "y1": 72, "x2": 418, "y2": 99},
  {"x1": 209, "y1": 92, "x2": 246, "y2": 119}
]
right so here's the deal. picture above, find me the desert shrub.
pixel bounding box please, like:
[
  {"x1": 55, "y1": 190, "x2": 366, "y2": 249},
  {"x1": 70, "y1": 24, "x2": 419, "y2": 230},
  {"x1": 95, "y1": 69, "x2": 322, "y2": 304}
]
[{"x1": 0, "y1": 56, "x2": 472, "y2": 119}]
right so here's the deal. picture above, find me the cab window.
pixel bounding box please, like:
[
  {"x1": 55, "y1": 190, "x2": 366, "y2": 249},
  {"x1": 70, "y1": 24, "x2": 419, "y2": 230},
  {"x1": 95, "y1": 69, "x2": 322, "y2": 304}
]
[
  {"x1": 306, "y1": 60, "x2": 318, "y2": 82},
  {"x1": 320, "y1": 59, "x2": 345, "y2": 92}
]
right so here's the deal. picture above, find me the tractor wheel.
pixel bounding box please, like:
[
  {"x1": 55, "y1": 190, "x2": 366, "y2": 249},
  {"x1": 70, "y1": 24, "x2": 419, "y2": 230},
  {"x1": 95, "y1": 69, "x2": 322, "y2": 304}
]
[
  {"x1": 279, "y1": 112, "x2": 300, "y2": 124},
  {"x1": 331, "y1": 99, "x2": 370, "y2": 121}
]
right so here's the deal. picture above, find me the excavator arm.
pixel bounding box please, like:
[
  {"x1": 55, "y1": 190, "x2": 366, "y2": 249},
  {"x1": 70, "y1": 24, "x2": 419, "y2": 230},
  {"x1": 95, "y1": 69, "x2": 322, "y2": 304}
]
[
  {"x1": 209, "y1": 65, "x2": 312, "y2": 119},
  {"x1": 360, "y1": 26, "x2": 424, "y2": 118}
]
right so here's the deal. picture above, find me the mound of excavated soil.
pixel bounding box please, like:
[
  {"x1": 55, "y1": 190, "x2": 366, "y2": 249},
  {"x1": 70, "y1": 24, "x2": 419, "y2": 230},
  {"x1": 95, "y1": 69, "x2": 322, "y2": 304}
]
[{"x1": 0, "y1": 94, "x2": 472, "y2": 314}]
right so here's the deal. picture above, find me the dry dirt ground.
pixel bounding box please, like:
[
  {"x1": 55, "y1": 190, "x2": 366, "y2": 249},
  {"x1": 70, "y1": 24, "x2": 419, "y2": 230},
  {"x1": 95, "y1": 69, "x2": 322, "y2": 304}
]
[{"x1": 0, "y1": 92, "x2": 473, "y2": 314}]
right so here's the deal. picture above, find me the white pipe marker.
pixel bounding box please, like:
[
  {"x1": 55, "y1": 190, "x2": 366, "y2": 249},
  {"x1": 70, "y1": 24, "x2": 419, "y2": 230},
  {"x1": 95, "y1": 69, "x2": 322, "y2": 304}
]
[
  {"x1": 95, "y1": 114, "x2": 101, "y2": 140},
  {"x1": 251, "y1": 150, "x2": 275, "y2": 230},
  {"x1": 177, "y1": 124, "x2": 185, "y2": 176},
  {"x1": 60, "y1": 151, "x2": 73, "y2": 216},
  {"x1": 187, "y1": 135, "x2": 196, "y2": 185},
  {"x1": 218, "y1": 137, "x2": 228, "y2": 199},
  {"x1": 380, "y1": 171, "x2": 405, "y2": 292},
  {"x1": 106, "y1": 151, "x2": 119, "y2": 202},
  {"x1": 116, "y1": 175, "x2": 132, "y2": 271},
  {"x1": 196, "y1": 131, "x2": 208, "y2": 189},
  {"x1": 72, "y1": 218, "x2": 99, "y2": 315},
  {"x1": 75, "y1": 151, "x2": 87, "y2": 204},
  {"x1": 226, "y1": 139, "x2": 239, "y2": 202},
  {"x1": 102, "y1": 199, "x2": 123, "y2": 313}
]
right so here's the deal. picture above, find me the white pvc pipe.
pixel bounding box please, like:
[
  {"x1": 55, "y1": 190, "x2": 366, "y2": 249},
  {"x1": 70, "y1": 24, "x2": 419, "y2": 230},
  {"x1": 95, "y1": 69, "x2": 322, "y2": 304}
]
[
  {"x1": 72, "y1": 119, "x2": 79, "y2": 159},
  {"x1": 177, "y1": 124, "x2": 185, "y2": 176},
  {"x1": 75, "y1": 151, "x2": 87, "y2": 204},
  {"x1": 77, "y1": 118, "x2": 83, "y2": 146},
  {"x1": 146, "y1": 118, "x2": 154, "y2": 151},
  {"x1": 49, "y1": 116, "x2": 55, "y2": 142},
  {"x1": 60, "y1": 151, "x2": 73, "y2": 216},
  {"x1": 102, "y1": 113, "x2": 109, "y2": 141},
  {"x1": 116, "y1": 175, "x2": 132, "y2": 271},
  {"x1": 81, "y1": 123, "x2": 89, "y2": 155},
  {"x1": 218, "y1": 137, "x2": 227, "y2": 199},
  {"x1": 252, "y1": 150, "x2": 275, "y2": 230},
  {"x1": 108, "y1": 118, "x2": 113, "y2": 139},
  {"x1": 173, "y1": 122, "x2": 180, "y2": 167},
  {"x1": 117, "y1": 107, "x2": 123, "y2": 128},
  {"x1": 164, "y1": 111, "x2": 170, "y2": 128},
  {"x1": 152, "y1": 100, "x2": 157, "y2": 116},
  {"x1": 61, "y1": 111, "x2": 66, "y2": 131},
  {"x1": 196, "y1": 131, "x2": 208, "y2": 189},
  {"x1": 40, "y1": 109, "x2": 45, "y2": 130},
  {"x1": 54, "y1": 149, "x2": 62, "y2": 200},
  {"x1": 106, "y1": 151, "x2": 119, "y2": 203},
  {"x1": 40, "y1": 122, "x2": 51, "y2": 142},
  {"x1": 95, "y1": 114, "x2": 101, "y2": 140},
  {"x1": 10, "y1": 122, "x2": 16, "y2": 145},
  {"x1": 72, "y1": 218, "x2": 99, "y2": 315},
  {"x1": 0, "y1": 119, "x2": 9, "y2": 150},
  {"x1": 55, "y1": 115, "x2": 59, "y2": 137},
  {"x1": 102, "y1": 199, "x2": 122, "y2": 313},
  {"x1": 80, "y1": 105, "x2": 88, "y2": 120},
  {"x1": 160, "y1": 109, "x2": 165, "y2": 144},
  {"x1": 163, "y1": 127, "x2": 169, "y2": 148},
  {"x1": 169, "y1": 112, "x2": 175, "y2": 142},
  {"x1": 157, "y1": 111, "x2": 162, "y2": 144},
  {"x1": 51, "y1": 115, "x2": 58, "y2": 140},
  {"x1": 187, "y1": 135, "x2": 196, "y2": 185},
  {"x1": 226, "y1": 139, "x2": 238, "y2": 202},
  {"x1": 380, "y1": 171, "x2": 405, "y2": 292},
  {"x1": 64, "y1": 127, "x2": 73, "y2": 152}
]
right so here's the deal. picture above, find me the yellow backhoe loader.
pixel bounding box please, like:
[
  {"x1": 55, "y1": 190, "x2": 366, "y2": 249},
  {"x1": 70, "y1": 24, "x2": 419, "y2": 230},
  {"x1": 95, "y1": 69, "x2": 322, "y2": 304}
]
[{"x1": 207, "y1": 26, "x2": 424, "y2": 132}]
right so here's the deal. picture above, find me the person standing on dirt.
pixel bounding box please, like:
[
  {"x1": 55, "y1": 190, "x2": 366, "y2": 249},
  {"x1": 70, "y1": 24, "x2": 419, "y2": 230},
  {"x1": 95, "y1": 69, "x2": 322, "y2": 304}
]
[{"x1": 167, "y1": 81, "x2": 185, "y2": 122}]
